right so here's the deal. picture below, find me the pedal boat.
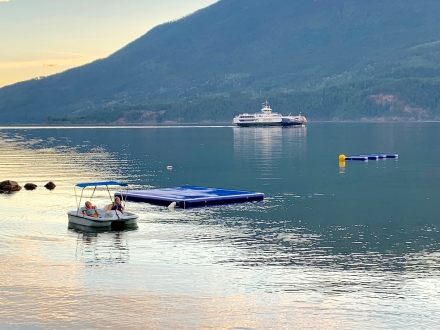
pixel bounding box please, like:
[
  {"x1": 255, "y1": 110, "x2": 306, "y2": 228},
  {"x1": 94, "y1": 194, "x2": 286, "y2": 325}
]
[{"x1": 67, "y1": 181, "x2": 138, "y2": 228}]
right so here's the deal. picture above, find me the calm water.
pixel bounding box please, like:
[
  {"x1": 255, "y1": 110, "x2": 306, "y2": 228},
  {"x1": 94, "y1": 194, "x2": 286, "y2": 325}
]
[{"x1": 1, "y1": 123, "x2": 440, "y2": 329}]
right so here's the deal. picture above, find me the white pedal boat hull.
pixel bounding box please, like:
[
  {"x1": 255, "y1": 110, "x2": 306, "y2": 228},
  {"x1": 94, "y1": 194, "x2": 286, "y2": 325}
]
[{"x1": 68, "y1": 208, "x2": 138, "y2": 228}]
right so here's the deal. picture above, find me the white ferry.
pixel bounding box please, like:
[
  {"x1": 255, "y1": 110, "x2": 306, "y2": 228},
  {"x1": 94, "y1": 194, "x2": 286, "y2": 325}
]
[{"x1": 233, "y1": 101, "x2": 307, "y2": 126}]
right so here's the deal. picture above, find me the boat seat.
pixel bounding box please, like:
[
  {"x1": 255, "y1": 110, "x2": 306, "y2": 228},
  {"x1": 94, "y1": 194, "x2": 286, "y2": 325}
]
[
  {"x1": 76, "y1": 205, "x2": 124, "y2": 217},
  {"x1": 77, "y1": 205, "x2": 103, "y2": 215},
  {"x1": 104, "y1": 209, "x2": 124, "y2": 216},
  {"x1": 98, "y1": 205, "x2": 110, "y2": 213}
]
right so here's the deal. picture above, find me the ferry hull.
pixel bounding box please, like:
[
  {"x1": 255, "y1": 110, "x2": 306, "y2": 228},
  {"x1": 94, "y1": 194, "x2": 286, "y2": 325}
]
[{"x1": 234, "y1": 121, "x2": 305, "y2": 127}]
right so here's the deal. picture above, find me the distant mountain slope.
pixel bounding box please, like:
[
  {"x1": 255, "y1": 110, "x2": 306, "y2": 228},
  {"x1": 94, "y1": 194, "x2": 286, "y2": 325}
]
[{"x1": 1, "y1": 0, "x2": 440, "y2": 123}]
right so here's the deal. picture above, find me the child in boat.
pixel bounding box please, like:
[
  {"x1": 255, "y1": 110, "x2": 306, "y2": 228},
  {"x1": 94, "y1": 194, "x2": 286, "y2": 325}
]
[
  {"x1": 107, "y1": 196, "x2": 125, "y2": 212},
  {"x1": 83, "y1": 201, "x2": 98, "y2": 217}
]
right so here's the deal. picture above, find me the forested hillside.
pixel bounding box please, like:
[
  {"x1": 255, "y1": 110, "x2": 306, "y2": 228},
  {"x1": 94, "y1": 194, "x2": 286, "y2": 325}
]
[
  {"x1": 2, "y1": 0, "x2": 440, "y2": 123},
  {"x1": 47, "y1": 77, "x2": 440, "y2": 124}
]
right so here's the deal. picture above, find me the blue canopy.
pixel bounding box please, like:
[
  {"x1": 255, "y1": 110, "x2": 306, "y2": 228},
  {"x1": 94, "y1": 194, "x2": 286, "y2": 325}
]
[{"x1": 75, "y1": 181, "x2": 128, "y2": 188}]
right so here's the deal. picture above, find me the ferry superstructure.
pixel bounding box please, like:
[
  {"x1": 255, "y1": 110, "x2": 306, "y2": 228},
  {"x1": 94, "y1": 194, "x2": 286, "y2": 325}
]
[{"x1": 233, "y1": 101, "x2": 307, "y2": 126}]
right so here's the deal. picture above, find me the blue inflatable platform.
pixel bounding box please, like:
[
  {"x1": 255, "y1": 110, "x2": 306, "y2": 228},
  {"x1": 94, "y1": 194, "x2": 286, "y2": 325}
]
[{"x1": 115, "y1": 186, "x2": 265, "y2": 208}]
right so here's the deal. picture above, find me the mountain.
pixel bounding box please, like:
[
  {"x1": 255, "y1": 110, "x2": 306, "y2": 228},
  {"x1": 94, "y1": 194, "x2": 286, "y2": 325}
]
[{"x1": 1, "y1": 0, "x2": 440, "y2": 123}]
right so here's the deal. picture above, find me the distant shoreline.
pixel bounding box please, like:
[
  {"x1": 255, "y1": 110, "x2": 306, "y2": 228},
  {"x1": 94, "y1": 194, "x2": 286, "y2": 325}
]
[{"x1": 1, "y1": 120, "x2": 440, "y2": 129}]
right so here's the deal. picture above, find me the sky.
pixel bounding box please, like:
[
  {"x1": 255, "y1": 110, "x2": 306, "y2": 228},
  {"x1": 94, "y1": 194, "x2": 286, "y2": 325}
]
[{"x1": 0, "y1": 0, "x2": 218, "y2": 88}]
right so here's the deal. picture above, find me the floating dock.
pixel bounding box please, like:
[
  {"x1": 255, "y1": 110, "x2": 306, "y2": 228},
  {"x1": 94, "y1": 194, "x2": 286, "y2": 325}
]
[
  {"x1": 345, "y1": 156, "x2": 368, "y2": 161},
  {"x1": 370, "y1": 153, "x2": 398, "y2": 159},
  {"x1": 345, "y1": 154, "x2": 398, "y2": 161},
  {"x1": 115, "y1": 186, "x2": 265, "y2": 208},
  {"x1": 359, "y1": 155, "x2": 380, "y2": 160}
]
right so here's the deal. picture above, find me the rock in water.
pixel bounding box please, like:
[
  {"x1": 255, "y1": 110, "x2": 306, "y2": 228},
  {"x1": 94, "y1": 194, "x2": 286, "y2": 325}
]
[
  {"x1": 24, "y1": 183, "x2": 38, "y2": 190},
  {"x1": 0, "y1": 180, "x2": 22, "y2": 192},
  {"x1": 44, "y1": 181, "x2": 56, "y2": 190}
]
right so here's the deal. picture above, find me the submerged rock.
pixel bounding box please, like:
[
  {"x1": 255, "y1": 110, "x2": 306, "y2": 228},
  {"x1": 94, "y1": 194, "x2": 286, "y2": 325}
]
[
  {"x1": 0, "y1": 180, "x2": 22, "y2": 192},
  {"x1": 44, "y1": 181, "x2": 56, "y2": 190},
  {"x1": 24, "y1": 183, "x2": 38, "y2": 190}
]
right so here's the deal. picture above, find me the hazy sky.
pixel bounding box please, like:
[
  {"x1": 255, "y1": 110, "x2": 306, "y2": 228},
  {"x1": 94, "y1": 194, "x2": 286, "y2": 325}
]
[{"x1": 0, "y1": 0, "x2": 218, "y2": 88}]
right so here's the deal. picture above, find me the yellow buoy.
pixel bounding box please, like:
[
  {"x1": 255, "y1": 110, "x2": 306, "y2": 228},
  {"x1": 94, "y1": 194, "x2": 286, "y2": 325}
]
[{"x1": 339, "y1": 154, "x2": 346, "y2": 162}]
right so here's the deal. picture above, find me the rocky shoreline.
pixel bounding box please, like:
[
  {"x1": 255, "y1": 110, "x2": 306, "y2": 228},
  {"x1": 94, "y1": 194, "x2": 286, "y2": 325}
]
[{"x1": 0, "y1": 180, "x2": 56, "y2": 193}]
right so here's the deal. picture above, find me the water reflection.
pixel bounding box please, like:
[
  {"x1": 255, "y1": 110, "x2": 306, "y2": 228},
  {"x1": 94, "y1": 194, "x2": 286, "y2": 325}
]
[
  {"x1": 233, "y1": 126, "x2": 306, "y2": 159},
  {"x1": 2, "y1": 125, "x2": 440, "y2": 329},
  {"x1": 71, "y1": 226, "x2": 135, "y2": 266},
  {"x1": 164, "y1": 200, "x2": 440, "y2": 280},
  {"x1": 0, "y1": 131, "x2": 124, "y2": 187},
  {"x1": 193, "y1": 219, "x2": 440, "y2": 274},
  {"x1": 233, "y1": 126, "x2": 306, "y2": 180}
]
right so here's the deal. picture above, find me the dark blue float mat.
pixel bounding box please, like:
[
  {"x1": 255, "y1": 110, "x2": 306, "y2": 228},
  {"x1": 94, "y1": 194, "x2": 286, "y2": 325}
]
[
  {"x1": 371, "y1": 153, "x2": 398, "y2": 158},
  {"x1": 115, "y1": 186, "x2": 265, "y2": 208},
  {"x1": 345, "y1": 156, "x2": 368, "y2": 161},
  {"x1": 359, "y1": 155, "x2": 380, "y2": 160},
  {"x1": 346, "y1": 153, "x2": 398, "y2": 161}
]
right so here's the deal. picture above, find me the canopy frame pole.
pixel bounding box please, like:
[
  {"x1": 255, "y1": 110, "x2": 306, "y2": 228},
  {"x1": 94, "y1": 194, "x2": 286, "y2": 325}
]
[
  {"x1": 72, "y1": 181, "x2": 129, "y2": 218},
  {"x1": 76, "y1": 187, "x2": 85, "y2": 216},
  {"x1": 90, "y1": 186, "x2": 97, "y2": 202},
  {"x1": 106, "y1": 185, "x2": 120, "y2": 219}
]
